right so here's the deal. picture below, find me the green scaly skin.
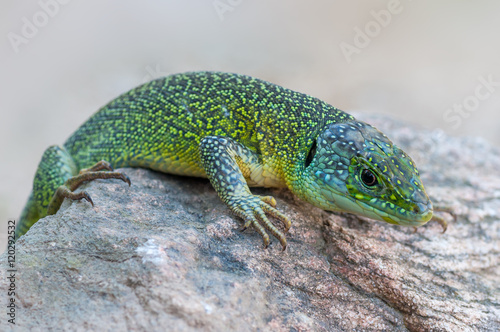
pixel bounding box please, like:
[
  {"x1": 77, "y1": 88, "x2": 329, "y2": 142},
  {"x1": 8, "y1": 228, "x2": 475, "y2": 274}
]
[{"x1": 16, "y1": 71, "x2": 446, "y2": 248}]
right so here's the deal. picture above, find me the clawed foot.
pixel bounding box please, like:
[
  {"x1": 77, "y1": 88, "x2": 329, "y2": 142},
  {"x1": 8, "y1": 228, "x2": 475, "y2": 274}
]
[
  {"x1": 431, "y1": 206, "x2": 457, "y2": 233},
  {"x1": 233, "y1": 194, "x2": 291, "y2": 250},
  {"x1": 47, "y1": 160, "x2": 130, "y2": 215}
]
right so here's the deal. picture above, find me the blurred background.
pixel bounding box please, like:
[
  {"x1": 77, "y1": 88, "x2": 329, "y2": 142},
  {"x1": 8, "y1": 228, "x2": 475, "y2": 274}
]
[{"x1": 1, "y1": 0, "x2": 499, "y2": 250}]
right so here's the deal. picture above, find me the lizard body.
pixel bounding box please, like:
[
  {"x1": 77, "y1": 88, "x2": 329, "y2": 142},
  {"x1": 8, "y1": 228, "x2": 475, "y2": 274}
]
[{"x1": 16, "y1": 72, "x2": 443, "y2": 248}]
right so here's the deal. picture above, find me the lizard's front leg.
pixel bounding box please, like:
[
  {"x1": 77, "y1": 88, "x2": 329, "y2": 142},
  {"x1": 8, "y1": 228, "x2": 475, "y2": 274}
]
[{"x1": 199, "y1": 136, "x2": 291, "y2": 249}]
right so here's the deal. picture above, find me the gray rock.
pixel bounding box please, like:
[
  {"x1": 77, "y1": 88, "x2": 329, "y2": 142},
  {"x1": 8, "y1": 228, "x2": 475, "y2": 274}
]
[{"x1": 1, "y1": 115, "x2": 499, "y2": 331}]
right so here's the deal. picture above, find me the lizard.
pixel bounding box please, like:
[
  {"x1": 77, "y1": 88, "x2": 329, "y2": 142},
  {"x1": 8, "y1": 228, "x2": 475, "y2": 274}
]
[{"x1": 15, "y1": 71, "x2": 452, "y2": 249}]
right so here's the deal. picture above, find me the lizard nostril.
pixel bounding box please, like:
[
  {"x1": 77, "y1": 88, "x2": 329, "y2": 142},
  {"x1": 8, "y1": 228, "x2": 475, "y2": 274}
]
[{"x1": 413, "y1": 203, "x2": 431, "y2": 215}]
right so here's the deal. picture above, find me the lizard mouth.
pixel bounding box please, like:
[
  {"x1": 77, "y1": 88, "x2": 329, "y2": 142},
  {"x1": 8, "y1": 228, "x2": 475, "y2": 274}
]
[
  {"x1": 355, "y1": 199, "x2": 434, "y2": 227},
  {"x1": 316, "y1": 188, "x2": 434, "y2": 227},
  {"x1": 356, "y1": 201, "x2": 433, "y2": 227}
]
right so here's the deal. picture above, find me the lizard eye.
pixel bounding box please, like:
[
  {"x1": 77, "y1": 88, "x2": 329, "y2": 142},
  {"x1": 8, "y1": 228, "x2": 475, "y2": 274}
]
[
  {"x1": 361, "y1": 169, "x2": 378, "y2": 187},
  {"x1": 305, "y1": 140, "x2": 317, "y2": 168}
]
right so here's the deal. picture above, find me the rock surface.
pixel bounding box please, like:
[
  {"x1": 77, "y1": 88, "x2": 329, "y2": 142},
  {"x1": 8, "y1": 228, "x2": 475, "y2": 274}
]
[{"x1": 1, "y1": 115, "x2": 499, "y2": 331}]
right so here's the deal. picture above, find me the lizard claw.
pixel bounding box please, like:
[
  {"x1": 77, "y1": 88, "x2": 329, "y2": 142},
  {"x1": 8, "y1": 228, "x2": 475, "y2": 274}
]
[
  {"x1": 430, "y1": 214, "x2": 448, "y2": 233},
  {"x1": 232, "y1": 194, "x2": 290, "y2": 250},
  {"x1": 120, "y1": 174, "x2": 132, "y2": 186},
  {"x1": 47, "y1": 160, "x2": 130, "y2": 215},
  {"x1": 81, "y1": 191, "x2": 94, "y2": 207},
  {"x1": 431, "y1": 206, "x2": 456, "y2": 233}
]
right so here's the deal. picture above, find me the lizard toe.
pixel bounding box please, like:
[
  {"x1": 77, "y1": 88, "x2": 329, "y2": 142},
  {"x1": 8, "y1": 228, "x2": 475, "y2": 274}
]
[
  {"x1": 258, "y1": 195, "x2": 277, "y2": 207},
  {"x1": 248, "y1": 217, "x2": 270, "y2": 248},
  {"x1": 231, "y1": 195, "x2": 289, "y2": 249},
  {"x1": 253, "y1": 208, "x2": 287, "y2": 250}
]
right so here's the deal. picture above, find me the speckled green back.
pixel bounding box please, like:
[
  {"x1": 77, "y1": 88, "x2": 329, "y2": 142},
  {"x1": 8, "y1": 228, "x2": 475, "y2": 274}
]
[{"x1": 64, "y1": 72, "x2": 353, "y2": 181}]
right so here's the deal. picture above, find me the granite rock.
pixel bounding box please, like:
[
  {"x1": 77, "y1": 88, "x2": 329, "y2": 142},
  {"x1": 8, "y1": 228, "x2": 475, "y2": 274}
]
[{"x1": 1, "y1": 115, "x2": 499, "y2": 331}]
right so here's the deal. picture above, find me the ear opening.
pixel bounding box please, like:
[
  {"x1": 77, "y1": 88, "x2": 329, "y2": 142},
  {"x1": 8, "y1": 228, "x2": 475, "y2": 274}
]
[{"x1": 305, "y1": 140, "x2": 317, "y2": 168}]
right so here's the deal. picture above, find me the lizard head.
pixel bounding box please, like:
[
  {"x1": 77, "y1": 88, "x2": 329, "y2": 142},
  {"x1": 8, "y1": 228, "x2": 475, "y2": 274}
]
[{"x1": 297, "y1": 120, "x2": 433, "y2": 227}]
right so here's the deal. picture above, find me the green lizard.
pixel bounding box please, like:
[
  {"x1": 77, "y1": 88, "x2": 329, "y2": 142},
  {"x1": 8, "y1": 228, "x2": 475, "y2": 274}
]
[{"x1": 15, "y1": 71, "x2": 451, "y2": 248}]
